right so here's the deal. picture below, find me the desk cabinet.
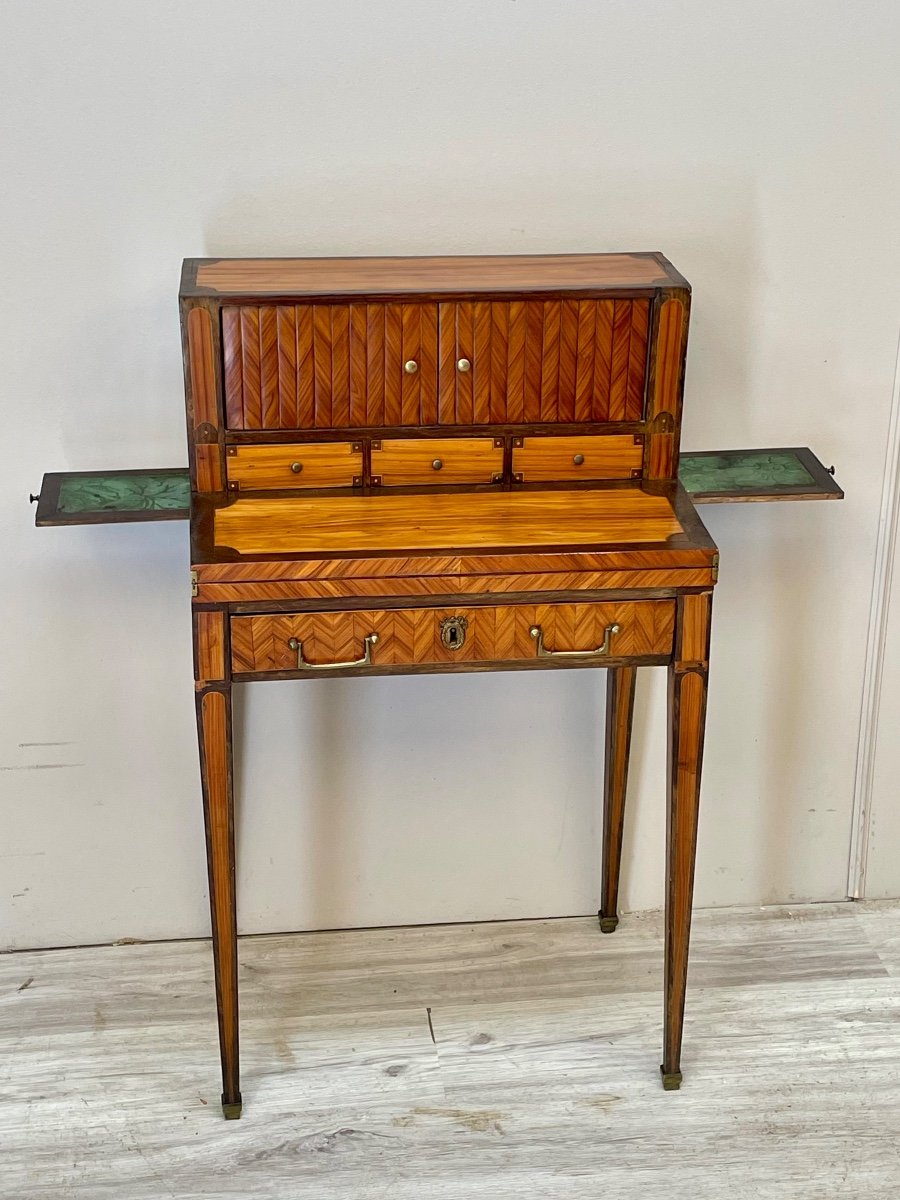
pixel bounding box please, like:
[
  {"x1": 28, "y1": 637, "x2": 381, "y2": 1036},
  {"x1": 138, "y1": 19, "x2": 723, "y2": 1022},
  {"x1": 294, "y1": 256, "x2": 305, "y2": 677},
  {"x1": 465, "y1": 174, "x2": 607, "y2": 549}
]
[
  {"x1": 35, "y1": 251, "x2": 842, "y2": 1120},
  {"x1": 183, "y1": 252, "x2": 712, "y2": 1117}
]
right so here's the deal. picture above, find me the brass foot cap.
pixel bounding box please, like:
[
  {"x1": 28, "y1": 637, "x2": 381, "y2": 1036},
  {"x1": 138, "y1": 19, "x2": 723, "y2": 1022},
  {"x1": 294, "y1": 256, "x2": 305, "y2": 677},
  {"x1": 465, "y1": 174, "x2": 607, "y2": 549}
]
[
  {"x1": 660, "y1": 1068, "x2": 683, "y2": 1091},
  {"x1": 222, "y1": 1093, "x2": 243, "y2": 1120},
  {"x1": 598, "y1": 913, "x2": 619, "y2": 934}
]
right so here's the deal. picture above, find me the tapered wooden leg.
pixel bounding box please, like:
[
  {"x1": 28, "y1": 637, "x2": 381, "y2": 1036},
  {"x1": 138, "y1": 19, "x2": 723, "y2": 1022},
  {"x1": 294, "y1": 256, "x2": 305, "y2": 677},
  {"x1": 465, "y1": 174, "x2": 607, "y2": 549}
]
[
  {"x1": 194, "y1": 610, "x2": 241, "y2": 1119},
  {"x1": 662, "y1": 593, "x2": 712, "y2": 1090},
  {"x1": 599, "y1": 666, "x2": 637, "y2": 933}
]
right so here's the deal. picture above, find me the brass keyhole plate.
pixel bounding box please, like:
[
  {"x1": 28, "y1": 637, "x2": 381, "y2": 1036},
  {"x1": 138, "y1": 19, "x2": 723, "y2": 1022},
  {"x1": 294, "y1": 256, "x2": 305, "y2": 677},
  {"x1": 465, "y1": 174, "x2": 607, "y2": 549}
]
[{"x1": 440, "y1": 615, "x2": 469, "y2": 651}]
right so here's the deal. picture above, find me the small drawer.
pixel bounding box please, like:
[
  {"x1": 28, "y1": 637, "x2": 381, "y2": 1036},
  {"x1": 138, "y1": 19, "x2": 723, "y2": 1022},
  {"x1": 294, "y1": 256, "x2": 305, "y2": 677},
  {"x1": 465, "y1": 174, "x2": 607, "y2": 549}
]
[
  {"x1": 226, "y1": 442, "x2": 363, "y2": 490},
  {"x1": 371, "y1": 437, "x2": 504, "y2": 486},
  {"x1": 512, "y1": 434, "x2": 643, "y2": 482},
  {"x1": 231, "y1": 600, "x2": 675, "y2": 675}
]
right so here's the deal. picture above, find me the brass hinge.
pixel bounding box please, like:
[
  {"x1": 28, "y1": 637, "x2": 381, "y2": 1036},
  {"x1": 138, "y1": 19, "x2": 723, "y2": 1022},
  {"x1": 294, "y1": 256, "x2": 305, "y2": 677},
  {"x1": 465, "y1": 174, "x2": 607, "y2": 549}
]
[
  {"x1": 191, "y1": 570, "x2": 198, "y2": 598},
  {"x1": 711, "y1": 553, "x2": 719, "y2": 583}
]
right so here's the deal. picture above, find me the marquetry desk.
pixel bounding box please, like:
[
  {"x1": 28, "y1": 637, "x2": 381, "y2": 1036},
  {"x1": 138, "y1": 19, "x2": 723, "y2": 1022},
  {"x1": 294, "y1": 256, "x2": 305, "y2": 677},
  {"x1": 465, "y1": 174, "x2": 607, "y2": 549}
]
[{"x1": 35, "y1": 253, "x2": 842, "y2": 1120}]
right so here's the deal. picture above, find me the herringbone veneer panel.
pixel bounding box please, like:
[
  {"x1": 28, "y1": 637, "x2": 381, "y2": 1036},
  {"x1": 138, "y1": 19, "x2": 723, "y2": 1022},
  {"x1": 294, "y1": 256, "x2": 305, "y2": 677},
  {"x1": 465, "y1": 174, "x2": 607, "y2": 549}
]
[
  {"x1": 221, "y1": 300, "x2": 649, "y2": 429},
  {"x1": 230, "y1": 600, "x2": 674, "y2": 673}
]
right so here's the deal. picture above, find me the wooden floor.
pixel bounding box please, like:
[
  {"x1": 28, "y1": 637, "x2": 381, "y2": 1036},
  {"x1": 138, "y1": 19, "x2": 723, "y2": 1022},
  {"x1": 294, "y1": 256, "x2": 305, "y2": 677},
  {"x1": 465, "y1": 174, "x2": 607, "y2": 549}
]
[{"x1": 3, "y1": 901, "x2": 900, "y2": 1199}]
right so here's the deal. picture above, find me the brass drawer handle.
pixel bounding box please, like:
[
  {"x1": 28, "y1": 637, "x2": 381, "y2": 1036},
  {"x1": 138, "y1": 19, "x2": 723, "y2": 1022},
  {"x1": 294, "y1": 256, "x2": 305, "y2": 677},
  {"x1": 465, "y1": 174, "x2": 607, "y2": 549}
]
[
  {"x1": 457, "y1": 358, "x2": 471, "y2": 372},
  {"x1": 530, "y1": 623, "x2": 620, "y2": 659},
  {"x1": 290, "y1": 462, "x2": 303, "y2": 473},
  {"x1": 404, "y1": 359, "x2": 418, "y2": 374},
  {"x1": 287, "y1": 633, "x2": 378, "y2": 671}
]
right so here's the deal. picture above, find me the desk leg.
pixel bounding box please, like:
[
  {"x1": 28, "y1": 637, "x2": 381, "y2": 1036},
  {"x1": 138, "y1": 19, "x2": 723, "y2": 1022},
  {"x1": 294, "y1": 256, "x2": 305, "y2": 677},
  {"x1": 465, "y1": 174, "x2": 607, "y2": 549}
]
[
  {"x1": 662, "y1": 593, "x2": 712, "y2": 1090},
  {"x1": 599, "y1": 666, "x2": 636, "y2": 934},
  {"x1": 194, "y1": 611, "x2": 241, "y2": 1120}
]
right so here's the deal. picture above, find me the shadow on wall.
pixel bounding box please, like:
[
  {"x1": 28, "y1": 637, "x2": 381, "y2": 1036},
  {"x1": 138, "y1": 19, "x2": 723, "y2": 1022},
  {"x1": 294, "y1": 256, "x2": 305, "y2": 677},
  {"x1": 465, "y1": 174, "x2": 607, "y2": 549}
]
[{"x1": 233, "y1": 667, "x2": 607, "y2": 933}]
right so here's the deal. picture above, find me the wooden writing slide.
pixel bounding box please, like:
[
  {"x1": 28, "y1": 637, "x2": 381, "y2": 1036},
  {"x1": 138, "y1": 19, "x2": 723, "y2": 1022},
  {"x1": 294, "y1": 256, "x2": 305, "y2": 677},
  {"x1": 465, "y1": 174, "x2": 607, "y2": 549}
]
[{"x1": 34, "y1": 448, "x2": 843, "y2": 526}]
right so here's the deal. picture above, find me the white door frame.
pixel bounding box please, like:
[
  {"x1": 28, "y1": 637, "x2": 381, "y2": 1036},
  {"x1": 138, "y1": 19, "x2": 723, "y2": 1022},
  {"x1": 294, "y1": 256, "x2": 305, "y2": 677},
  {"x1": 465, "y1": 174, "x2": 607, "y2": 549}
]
[{"x1": 849, "y1": 331, "x2": 900, "y2": 898}]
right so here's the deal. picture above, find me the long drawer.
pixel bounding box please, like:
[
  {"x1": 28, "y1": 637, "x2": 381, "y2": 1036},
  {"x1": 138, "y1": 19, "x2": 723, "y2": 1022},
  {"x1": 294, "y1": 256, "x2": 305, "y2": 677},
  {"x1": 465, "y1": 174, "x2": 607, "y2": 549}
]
[{"x1": 231, "y1": 600, "x2": 675, "y2": 675}]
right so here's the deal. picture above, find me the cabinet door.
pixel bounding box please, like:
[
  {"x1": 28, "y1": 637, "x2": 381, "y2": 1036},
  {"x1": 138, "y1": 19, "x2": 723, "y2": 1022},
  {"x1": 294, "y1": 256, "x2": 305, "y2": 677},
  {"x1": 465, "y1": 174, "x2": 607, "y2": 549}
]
[
  {"x1": 221, "y1": 298, "x2": 648, "y2": 429},
  {"x1": 436, "y1": 298, "x2": 649, "y2": 425},
  {"x1": 222, "y1": 303, "x2": 439, "y2": 430}
]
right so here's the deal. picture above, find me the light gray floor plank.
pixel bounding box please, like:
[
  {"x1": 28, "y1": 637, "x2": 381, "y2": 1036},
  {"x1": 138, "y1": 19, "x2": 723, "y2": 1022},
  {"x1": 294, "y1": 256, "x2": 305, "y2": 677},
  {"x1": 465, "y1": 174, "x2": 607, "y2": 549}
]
[
  {"x1": 858, "y1": 898, "x2": 900, "y2": 976},
  {"x1": 1, "y1": 902, "x2": 898, "y2": 1199}
]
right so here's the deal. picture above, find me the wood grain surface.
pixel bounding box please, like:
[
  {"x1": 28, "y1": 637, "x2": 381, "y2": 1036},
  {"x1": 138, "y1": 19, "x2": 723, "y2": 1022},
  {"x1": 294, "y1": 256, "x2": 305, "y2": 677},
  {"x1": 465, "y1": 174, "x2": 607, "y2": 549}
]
[
  {"x1": 230, "y1": 601, "x2": 675, "y2": 673},
  {"x1": 195, "y1": 567, "x2": 715, "y2": 603},
  {"x1": 651, "y1": 298, "x2": 685, "y2": 421},
  {"x1": 663, "y1": 591, "x2": 712, "y2": 1084},
  {"x1": 679, "y1": 591, "x2": 712, "y2": 664},
  {"x1": 187, "y1": 307, "x2": 218, "y2": 429},
  {"x1": 196, "y1": 688, "x2": 239, "y2": 1112},
  {"x1": 191, "y1": 252, "x2": 677, "y2": 295},
  {"x1": 438, "y1": 298, "x2": 648, "y2": 426},
  {"x1": 372, "y1": 437, "x2": 503, "y2": 486},
  {"x1": 222, "y1": 302, "x2": 439, "y2": 430},
  {"x1": 220, "y1": 299, "x2": 649, "y2": 429},
  {"x1": 193, "y1": 543, "x2": 716, "y2": 583},
  {"x1": 600, "y1": 666, "x2": 637, "y2": 930},
  {"x1": 212, "y1": 489, "x2": 685, "y2": 556},
  {"x1": 194, "y1": 443, "x2": 223, "y2": 492},
  {"x1": 226, "y1": 442, "x2": 363, "y2": 490},
  {"x1": 512, "y1": 434, "x2": 643, "y2": 482},
  {"x1": 646, "y1": 296, "x2": 686, "y2": 480},
  {"x1": 194, "y1": 611, "x2": 226, "y2": 682}
]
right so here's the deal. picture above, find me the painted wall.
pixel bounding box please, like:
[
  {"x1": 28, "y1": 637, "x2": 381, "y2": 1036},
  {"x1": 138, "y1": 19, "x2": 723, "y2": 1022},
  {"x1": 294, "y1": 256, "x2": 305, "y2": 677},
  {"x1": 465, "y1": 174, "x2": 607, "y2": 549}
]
[{"x1": 2, "y1": 1, "x2": 898, "y2": 949}]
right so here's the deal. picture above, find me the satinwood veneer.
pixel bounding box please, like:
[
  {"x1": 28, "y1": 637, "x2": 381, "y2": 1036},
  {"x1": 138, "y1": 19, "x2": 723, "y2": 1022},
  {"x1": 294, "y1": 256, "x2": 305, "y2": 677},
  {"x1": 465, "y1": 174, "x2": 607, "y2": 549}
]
[{"x1": 179, "y1": 251, "x2": 722, "y2": 1119}]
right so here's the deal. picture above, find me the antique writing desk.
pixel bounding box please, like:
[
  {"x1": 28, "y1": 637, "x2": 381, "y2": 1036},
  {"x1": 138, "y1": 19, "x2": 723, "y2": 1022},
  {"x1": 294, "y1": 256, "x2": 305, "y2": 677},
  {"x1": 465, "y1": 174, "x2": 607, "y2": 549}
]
[{"x1": 35, "y1": 253, "x2": 843, "y2": 1120}]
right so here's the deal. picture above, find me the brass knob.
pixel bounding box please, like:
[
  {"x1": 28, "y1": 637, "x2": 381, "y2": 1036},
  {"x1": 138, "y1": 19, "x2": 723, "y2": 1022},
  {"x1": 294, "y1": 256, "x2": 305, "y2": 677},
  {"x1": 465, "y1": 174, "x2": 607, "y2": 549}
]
[
  {"x1": 404, "y1": 359, "x2": 418, "y2": 374},
  {"x1": 290, "y1": 461, "x2": 303, "y2": 473},
  {"x1": 457, "y1": 358, "x2": 471, "y2": 372},
  {"x1": 573, "y1": 454, "x2": 585, "y2": 466},
  {"x1": 432, "y1": 459, "x2": 443, "y2": 471}
]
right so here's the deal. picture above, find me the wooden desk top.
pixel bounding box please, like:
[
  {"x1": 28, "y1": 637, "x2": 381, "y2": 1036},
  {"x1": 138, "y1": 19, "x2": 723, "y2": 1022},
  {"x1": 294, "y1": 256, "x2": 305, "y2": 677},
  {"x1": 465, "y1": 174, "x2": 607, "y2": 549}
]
[
  {"x1": 183, "y1": 252, "x2": 686, "y2": 298},
  {"x1": 191, "y1": 484, "x2": 715, "y2": 606},
  {"x1": 212, "y1": 487, "x2": 686, "y2": 558}
]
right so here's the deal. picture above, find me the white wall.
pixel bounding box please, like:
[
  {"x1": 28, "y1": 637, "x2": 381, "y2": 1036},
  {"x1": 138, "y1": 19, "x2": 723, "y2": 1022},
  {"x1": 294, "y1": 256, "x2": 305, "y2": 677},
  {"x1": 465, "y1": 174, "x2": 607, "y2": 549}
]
[{"x1": 2, "y1": 1, "x2": 898, "y2": 950}]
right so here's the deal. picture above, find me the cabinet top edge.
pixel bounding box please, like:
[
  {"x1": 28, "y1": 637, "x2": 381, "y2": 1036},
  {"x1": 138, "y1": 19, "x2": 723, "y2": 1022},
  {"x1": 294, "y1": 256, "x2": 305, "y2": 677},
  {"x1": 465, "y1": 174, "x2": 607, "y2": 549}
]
[{"x1": 180, "y1": 252, "x2": 690, "y2": 299}]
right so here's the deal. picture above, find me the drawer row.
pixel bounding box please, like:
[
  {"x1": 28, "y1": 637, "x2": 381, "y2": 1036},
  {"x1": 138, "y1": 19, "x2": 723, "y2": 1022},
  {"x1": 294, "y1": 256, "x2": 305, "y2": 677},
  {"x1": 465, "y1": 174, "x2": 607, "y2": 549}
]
[
  {"x1": 229, "y1": 600, "x2": 676, "y2": 675},
  {"x1": 226, "y1": 432, "x2": 644, "y2": 490}
]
